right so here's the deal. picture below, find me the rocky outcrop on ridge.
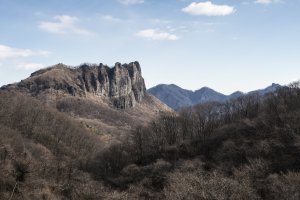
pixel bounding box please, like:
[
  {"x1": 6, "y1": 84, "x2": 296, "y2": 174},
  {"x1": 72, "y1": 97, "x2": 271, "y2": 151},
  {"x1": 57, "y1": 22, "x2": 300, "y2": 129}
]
[{"x1": 3, "y1": 61, "x2": 146, "y2": 109}]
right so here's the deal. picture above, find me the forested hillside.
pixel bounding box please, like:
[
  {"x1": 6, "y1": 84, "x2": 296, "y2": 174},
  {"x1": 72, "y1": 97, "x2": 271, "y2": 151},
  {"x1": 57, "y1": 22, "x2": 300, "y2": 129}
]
[
  {"x1": 88, "y1": 82, "x2": 300, "y2": 199},
  {"x1": 1, "y1": 82, "x2": 300, "y2": 199}
]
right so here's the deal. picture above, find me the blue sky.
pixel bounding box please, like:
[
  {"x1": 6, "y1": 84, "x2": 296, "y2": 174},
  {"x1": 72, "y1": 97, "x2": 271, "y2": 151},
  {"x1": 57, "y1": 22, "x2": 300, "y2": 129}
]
[{"x1": 0, "y1": 0, "x2": 299, "y2": 94}]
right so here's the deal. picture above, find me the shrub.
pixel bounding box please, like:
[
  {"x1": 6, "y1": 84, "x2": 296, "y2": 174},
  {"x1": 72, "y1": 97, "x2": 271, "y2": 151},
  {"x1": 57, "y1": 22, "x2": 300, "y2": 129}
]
[{"x1": 263, "y1": 172, "x2": 300, "y2": 200}]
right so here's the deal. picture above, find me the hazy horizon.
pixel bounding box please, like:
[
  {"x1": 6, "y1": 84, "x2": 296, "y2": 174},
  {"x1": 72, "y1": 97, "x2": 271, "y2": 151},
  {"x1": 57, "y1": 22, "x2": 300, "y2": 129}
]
[{"x1": 1, "y1": 0, "x2": 299, "y2": 94}]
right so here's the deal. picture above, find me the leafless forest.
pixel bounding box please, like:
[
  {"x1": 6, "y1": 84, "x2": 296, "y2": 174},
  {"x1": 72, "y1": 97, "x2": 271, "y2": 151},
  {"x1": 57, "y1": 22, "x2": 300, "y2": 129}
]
[{"x1": 1, "y1": 82, "x2": 300, "y2": 199}]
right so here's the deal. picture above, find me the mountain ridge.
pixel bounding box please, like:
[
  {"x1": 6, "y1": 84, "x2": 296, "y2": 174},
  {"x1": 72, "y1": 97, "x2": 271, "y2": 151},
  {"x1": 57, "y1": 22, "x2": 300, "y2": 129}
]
[
  {"x1": 1, "y1": 61, "x2": 172, "y2": 143},
  {"x1": 148, "y1": 83, "x2": 281, "y2": 109},
  {"x1": 3, "y1": 61, "x2": 148, "y2": 109}
]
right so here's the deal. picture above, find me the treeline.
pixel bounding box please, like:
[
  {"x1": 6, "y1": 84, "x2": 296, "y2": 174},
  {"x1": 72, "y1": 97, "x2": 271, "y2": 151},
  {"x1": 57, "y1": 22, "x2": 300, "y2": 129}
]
[{"x1": 87, "y1": 82, "x2": 300, "y2": 199}]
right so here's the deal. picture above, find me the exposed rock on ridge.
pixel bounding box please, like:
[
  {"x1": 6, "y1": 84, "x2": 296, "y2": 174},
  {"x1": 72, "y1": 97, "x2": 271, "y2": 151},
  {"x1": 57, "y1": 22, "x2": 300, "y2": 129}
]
[{"x1": 4, "y1": 61, "x2": 146, "y2": 109}]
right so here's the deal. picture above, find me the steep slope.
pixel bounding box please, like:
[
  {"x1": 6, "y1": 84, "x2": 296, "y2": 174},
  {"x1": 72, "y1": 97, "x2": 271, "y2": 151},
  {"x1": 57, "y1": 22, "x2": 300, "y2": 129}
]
[{"x1": 1, "y1": 62, "x2": 172, "y2": 143}]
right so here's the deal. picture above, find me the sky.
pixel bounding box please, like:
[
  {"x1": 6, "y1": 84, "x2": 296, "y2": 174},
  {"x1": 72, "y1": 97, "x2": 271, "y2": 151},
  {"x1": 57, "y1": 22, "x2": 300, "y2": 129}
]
[{"x1": 0, "y1": 0, "x2": 299, "y2": 94}]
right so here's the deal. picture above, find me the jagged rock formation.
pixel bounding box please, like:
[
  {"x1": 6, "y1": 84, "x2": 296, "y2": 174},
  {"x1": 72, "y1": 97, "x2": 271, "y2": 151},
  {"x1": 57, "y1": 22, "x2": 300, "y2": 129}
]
[
  {"x1": 1, "y1": 61, "x2": 172, "y2": 144},
  {"x1": 4, "y1": 61, "x2": 146, "y2": 109}
]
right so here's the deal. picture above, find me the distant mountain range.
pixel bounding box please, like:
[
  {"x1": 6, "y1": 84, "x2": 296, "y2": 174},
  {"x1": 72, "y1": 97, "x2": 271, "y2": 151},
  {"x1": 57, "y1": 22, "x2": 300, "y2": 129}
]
[{"x1": 148, "y1": 83, "x2": 281, "y2": 109}]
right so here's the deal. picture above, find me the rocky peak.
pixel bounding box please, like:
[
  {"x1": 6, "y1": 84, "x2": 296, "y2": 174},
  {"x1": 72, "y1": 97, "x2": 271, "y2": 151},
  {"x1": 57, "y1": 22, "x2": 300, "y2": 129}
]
[{"x1": 3, "y1": 61, "x2": 146, "y2": 109}]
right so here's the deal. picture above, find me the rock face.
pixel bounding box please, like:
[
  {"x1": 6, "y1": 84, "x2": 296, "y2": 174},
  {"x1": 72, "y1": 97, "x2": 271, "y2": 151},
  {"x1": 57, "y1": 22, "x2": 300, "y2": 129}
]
[
  {"x1": 4, "y1": 61, "x2": 146, "y2": 109},
  {"x1": 77, "y1": 62, "x2": 146, "y2": 109}
]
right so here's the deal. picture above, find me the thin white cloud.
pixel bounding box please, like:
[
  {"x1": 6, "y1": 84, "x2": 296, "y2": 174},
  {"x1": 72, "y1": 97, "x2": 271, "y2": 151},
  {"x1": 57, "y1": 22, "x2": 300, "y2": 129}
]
[
  {"x1": 136, "y1": 29, "x2": 179, "y2": 41},
  {"x1": 102, "y1": 15, "x2": 122, "y2": 22},
  {"x1": 254, "y1": 0, "x2": 282, "y2": 4},
  {"x1": 39, "y1": 15, "x2": 92, "y2": 35},
  {"x1": 149, "y1": 19, "x2": 172, "y2": 24},
  {"x1": 17, "y1": 63, "x2": 44, "y2": 70},
  {"x1": 182, "y1": 1, "x2": 236, "y2": 16},
  {"x1": 0, "y1": 44, "x2": 49, "y2": 61},
  {"x1": 118, "y1": 0, "x2": 144, "y2": 5}
]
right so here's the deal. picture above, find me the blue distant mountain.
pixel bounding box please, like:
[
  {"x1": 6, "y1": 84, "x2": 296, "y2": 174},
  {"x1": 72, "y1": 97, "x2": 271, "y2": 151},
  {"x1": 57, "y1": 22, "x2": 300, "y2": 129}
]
[{"x1": 148, "y1": 83, "x2": 281, "y2": 109}]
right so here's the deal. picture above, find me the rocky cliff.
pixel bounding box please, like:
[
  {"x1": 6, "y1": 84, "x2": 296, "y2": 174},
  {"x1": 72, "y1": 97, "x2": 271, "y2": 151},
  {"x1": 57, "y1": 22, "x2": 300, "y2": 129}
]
[
  {"x1": 1, "y1": 61, "x2": 172, "y2": 144},
  {"x1": 4, "y1": 61, "x2": 146, "y2": 109}
]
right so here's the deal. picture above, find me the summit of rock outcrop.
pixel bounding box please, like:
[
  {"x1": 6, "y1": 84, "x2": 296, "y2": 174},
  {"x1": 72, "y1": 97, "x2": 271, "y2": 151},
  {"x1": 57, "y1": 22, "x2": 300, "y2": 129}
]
[{"x1": 3, "y1": 61, "x2": 147, "y2": 109}]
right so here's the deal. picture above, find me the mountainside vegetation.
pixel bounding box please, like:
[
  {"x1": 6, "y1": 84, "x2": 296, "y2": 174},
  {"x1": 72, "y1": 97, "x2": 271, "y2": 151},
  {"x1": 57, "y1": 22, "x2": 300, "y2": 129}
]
[
  {"x1": 0, "y1": 91, "x2": 105, "y2": 199},
  {"x1": 1, "y1": 78, "x2": 300, "y2": 199},
  {"x1": 88, "y1": 81, "x2": 300, "y2": 199}
]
